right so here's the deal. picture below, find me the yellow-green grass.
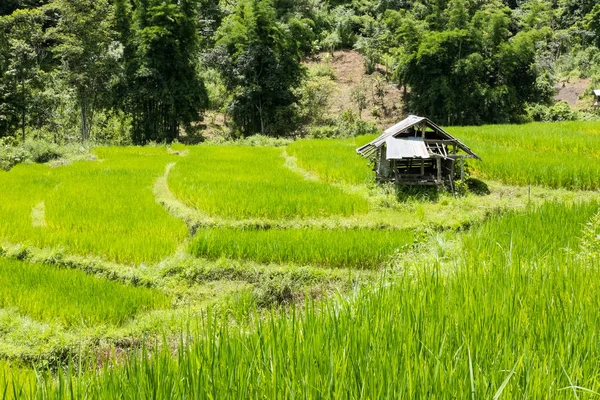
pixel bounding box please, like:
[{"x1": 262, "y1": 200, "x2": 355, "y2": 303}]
[
  {"x1": 286, "y1": 134, "x2": 376, "y2": 185},
  {"x1": 447, "y1": 121, "x2": 600, "y2": 190},
  {"x1": 0, "y1": 258, "x2": 169, "y2": 327},
  {"x1": 20, "y1": 203, "x2": 600, "y2": 397},
  {"x1": 462, "y1": 200, "x2": 599, "y2": 267},
  {"x1": 189, "y1": 228, "x2": 415, "y2": 268},
  {"x1": 0, "y1": 147, "x2": 188, "y2": 264},
  {"x1": 0, "y1": 361, "x2": 37, "y2": 400},
  {"x1": 290, "y1": 123, "x2": 600, "y2": 191},
  {"x1": 168, "y1": 146, "x2": 369, "y2": 219}
]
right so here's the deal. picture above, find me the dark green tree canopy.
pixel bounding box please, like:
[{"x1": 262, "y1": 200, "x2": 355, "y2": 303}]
[{"x1": 209, "y1": 0, "x2": 305, "y2": 136}]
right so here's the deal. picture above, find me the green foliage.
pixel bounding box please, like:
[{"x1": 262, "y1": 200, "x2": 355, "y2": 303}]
[
  {"x1": 122, "y1": 0, "x2": 209, "y2": 143},
  {"x1": 0, "y1": 258, "x2": 169, "y2": 327},
  {"x1": 309, "y1": 109, "x2": 378, "y2": 138},
  {"x1": 189, "y1": 227, "x2": 415, "y2": 268},
  {"x1": 0, "y1": 8, "x2": 49, "y2": 140},
  {"x1": 527, "y1": 100, "x2": 579, "y2": 122},
  {"x1": 294, "y1": 75, "x2": 335, "y2": 126},
  {"x1": 167, "y1": 145, "x2": 368, "y2": 218},
  {"x1": 49, "y1": 0, "x2": 120, "y2": 141},
  {"x1": 210, "y1": 0, "x2": 305, "y2": 136}
]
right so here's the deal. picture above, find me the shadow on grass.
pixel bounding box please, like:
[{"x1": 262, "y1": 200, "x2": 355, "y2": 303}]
[
  {"x1": 395, "y1": 185, "x2": 440, "y2": 202},
  {"x1": 389, "y1": 178, "x2": 490, "y2": 203},
  {"x1": 465, "y1": 178, "x2": 490, "y2": 196}
]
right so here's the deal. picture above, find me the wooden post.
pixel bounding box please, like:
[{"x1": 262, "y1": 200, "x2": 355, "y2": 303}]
[
  {"x1": 460, "y1": 158, "x2": 465, "y2": 181},
  {"x1": 420, "y1": 158, "x2": 425, "y2": 176},
  {"x1": 436, "y1": 158, "x2": 442, "y2": 183}
]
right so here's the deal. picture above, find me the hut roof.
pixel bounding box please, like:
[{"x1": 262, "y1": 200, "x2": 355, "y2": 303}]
[
  {"x1": 356, "y1": 115, "x2": 480, "y2": 160},
  {"x1": 594, "y1": 89, "x2": 600, "y2": 97}
]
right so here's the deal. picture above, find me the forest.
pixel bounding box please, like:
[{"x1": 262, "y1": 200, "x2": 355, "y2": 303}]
[{"x1": 1, "y1": 0, "x2": 599, "y2": 146}]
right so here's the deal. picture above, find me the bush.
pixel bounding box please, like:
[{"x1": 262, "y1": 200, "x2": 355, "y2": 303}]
[
  {"x1": 0, "y1": 139, "x2": 65, "y2": 170},
  {"x1": 527, "y1": 101, "x2": 579, "y2": 122},
  {"x1": 308, "y1": 64, "x2": 336, "y2": 80},
  {"x1": 308, "y1": 109, "x2": 379, "y2": 139},
  {"x1": 23, "y1": 140, "x2": 64, "y2": 163},
  {"x1": 0, "y1": 141, "x2": 28, "y2": 170}
]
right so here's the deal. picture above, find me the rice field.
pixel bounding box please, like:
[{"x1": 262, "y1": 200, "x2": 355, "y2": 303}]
[
  {"x1": 0, "y1": 258, "x2": 169, "y2": 327},
  {"x1": 10, "y1": 201, "x2": 600, "y2": 398},
  {"x1": 0, "y1": 147, "x2": 188, "y2": 264},
  {"x1": 286, "y1": 135, "x2": 375, "y2": 185},
  {"x1": 189, "y1": 228, "x2": 415, "y2": 268},
  {"x1": 2, "y1": 122, "x2": 600, "y2": 398},
  {"x1": 447, "y1": 121, "x2": 600, "y2": 190},
  {"x1": 167, "y1": 146, "x2": 369, "y2": 219}
]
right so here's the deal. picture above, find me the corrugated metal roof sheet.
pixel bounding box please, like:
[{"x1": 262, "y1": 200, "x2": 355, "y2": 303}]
[
  {"x1": 356, "y1": 115, "x2": 481, "y2": 160},
  {"x1": 386, "y1": 137, "x2": 429, "y2": 159},
  {"x1": 594, "y1": 89, "x2": 600, "y2": 96}
]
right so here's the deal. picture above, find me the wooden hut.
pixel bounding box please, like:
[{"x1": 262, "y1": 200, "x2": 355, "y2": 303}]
[
  {"x1": 594, "y1": 89, "x2": 600, "y2": 110},
  {"x1": 356, "y1": 115, "x2": 480, "y2": 188}
]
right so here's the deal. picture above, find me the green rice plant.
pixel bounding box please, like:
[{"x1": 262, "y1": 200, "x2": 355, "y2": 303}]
[
  {"x1": 0, "y1": 147, "x2": 188, "y2": 264},
  {"x1": 19, "y1": 240, "x2": 600, "y2": 397},
  {"x1": 0, "y1": 361, "x2": 37, "y2": 400},
  {"x1": 447, "y1": 121, "x2": 600, "y2": 190},
  {"x1": 189, "y1": 228, "x2": 415, "y2": 269},
  {"x1": 167, "y1": 146, "x2": 368, "y2": 219},
  {"x1": 0, "y1": 258, "x2": 169, "y2": 327},
  {"x1": 286, "y1": 134, "x2": 376, "y2": 184},
  {"x1": 462, "y1": 201, "x2": 599, "y2": 267}
]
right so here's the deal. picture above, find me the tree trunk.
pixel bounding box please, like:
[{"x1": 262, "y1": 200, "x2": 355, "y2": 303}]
[
  {"x1": 80, "y1": 101, "x2": 88, "y2": 142},
  {"x1": 21, "y1": 79, "x2": 25, "y2": 143},
  {"x1": 256, "y1": 99, "x2": 265, "y2": 135}
]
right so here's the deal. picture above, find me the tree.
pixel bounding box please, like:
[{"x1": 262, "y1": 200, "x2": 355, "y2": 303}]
[
  {"x1": 0, "y1": 8, "x2": 47, "y2": 140},
  {"x1": 123, "y1": 0, "x2": 208, "y2": 143},
  {"x1": 210, "y1": 0, "x2": 305, "y2": 136},
  {"x1": 350, "y1": 80, "x2": 367, "y2": 118},
  {"x1": 50, "y1": 0, "x2": 119, "y2": 141}
]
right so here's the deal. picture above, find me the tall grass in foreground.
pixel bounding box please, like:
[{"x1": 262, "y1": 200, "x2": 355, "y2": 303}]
[
  {"x1": 0, "y1": 259, "x2": 169, "y2": 327},
  {"x1": 168, "y1": 146, "x2": 368, "y2": 219},
  {"x1": 189, "y1": 228, "x2": 415, "y2": 268},
  {"x1": 15, "y1": 256, "x2": 600, "y2": 396},
  {"x1": 0, "y1": 147, "x2": 188, "y2": 264},
  {"x1": 286, "y1": 134, "x2": 376, "y2": 184},
  {"x1": 448, "y1": 121, "x2": 600, "y2": 190},
  {"x1": 7, "y1": 202, "x2": 600, "y2": 398}
]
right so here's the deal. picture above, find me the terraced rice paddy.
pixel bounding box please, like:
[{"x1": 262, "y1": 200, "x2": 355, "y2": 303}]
[
  {"x1": 286, "y1": 135, "x2": 375, "y2": 184},
  {"x1": 0, "y1": 258, "x2": 168, "y2": 327},
  {"x1": 447, "y1": 121, "x2": 600, "y2": 190},
  {"x1": 0, "y1": 147, "x2": 187, "y2": 264},
  {"x1": 168, "y1": 146, "x2": 369, "y2": 218},
  {"x1": 2, "y1": 122, "x2": 600, "y2": 397},
  {"x1": 190, "y1": 228, "x2": 415, "y2": 268}
]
